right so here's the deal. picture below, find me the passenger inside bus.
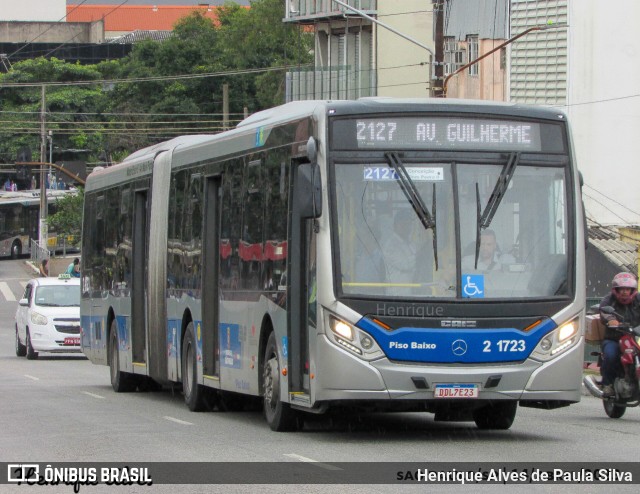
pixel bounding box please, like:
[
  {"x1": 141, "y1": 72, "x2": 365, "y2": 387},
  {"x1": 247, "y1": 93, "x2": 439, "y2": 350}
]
[{"x1": 381, "y1": 209, "x2": 417, "y2": 295}]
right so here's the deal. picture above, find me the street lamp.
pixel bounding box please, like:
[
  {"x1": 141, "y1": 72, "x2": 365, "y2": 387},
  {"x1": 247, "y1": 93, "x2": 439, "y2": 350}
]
[{"x1": 442, "y1": 23, "x2": 567, "y2": 97}]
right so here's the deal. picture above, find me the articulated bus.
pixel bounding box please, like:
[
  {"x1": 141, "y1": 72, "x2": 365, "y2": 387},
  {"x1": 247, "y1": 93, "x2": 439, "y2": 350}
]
[
  {"x1": 0, "y1": 189, "x2": 77, "y2": 258},
  {"x1": 81, "y1": 98, "x2": 585, "y2": 431}
]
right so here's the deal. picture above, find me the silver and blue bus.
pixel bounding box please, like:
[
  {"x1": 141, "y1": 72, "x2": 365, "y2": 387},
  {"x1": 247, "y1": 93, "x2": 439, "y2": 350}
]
[{"x1": 81, "y1": 98, "x2": 585, "y2": 431}]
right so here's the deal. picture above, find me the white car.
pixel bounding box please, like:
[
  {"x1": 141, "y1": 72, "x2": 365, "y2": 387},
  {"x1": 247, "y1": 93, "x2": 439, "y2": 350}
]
[{"x1": 15, "y1": 274, "x2": 81, "y2": 359}]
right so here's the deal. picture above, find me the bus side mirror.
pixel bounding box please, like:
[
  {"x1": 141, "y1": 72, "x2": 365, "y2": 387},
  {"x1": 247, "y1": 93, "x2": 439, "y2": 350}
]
[{"x1": 296, "y1": 163, "x2": 322, "y2": 219}]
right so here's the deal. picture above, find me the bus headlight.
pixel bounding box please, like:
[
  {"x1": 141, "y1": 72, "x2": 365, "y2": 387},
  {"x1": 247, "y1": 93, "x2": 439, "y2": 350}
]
[
  {"x1": 531, "y1": 316, "x2": 580, "y2": 362},
  {"x1": 330, "y1": 318, "x2": 354, "y2": 341},
  {"x1": 31, "y1": 311, "x2": 48, "y2": 326},
  {"x1": 327, "y1": 315, "x2": 383, "y2": 361}
]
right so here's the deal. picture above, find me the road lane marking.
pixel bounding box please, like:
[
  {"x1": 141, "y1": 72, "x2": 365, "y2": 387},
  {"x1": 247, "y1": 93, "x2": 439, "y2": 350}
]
[
  {"x1": 20, "y1": 281, "x2": 27, "y2": 289},
  {"x1": 83, "y1": 391, "x2": 105, "y2": 399},
  {"x1": 0, "y1": 282, "x2": 16, "y2": 301},
  {"x1": 163, "y1": 416, "x2": 193, "y2": 426},
  {"x1": 283, "y1": 454, "x2": 342, "y2": 471},
  {"x1": 24, "y1": 374, "x2": 39, "y2": 381}
]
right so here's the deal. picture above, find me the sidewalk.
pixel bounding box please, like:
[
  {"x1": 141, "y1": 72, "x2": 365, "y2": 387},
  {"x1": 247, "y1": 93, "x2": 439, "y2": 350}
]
[{"x1": 27, "y1": 256, "x2": 78, "y2": 277}]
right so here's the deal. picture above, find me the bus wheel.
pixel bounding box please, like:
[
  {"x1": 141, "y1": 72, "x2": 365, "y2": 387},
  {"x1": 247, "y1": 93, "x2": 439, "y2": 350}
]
[
  {"x1": 182, "y1": 322, "x2": 208, "y2": 412},
  {"x1": 26, "y1": 329, "x2": 38, "y2": 360},
  {"x1": 603, "y1": 399, "x2": 626, "y2": 419},
  {"x1": 15, "y1": 325, "x2": 26, "y2": 357},
  {"x1": 109, "y1": 321, "x2": 136, "y2": 392},
  {"x1": 262, "y1": 332, "x2": 299, "y2": 431},
  {"x1": 473, "y1": 401, "x2": 517, "y2": 430},
  {"x1": 11, "y1": 241, "x2": 21, "y2": 259}
]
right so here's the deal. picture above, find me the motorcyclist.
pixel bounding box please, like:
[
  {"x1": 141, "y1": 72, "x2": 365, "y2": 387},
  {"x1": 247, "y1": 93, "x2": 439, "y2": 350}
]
[{"x1": 598, "y1": 272, "x2": 640, "y2": 397}]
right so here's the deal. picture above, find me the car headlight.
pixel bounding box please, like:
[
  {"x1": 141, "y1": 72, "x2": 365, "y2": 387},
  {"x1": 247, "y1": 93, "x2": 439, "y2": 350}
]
[
  {"x1": 531, "y1": 315, "x2": 580, "y2": 361},
  {"x1": 327, "y1": 314, "x2": 383, "y2": 360},
  {"x1": 30, "y1": 311, "x2": 48, "y2": 326}
]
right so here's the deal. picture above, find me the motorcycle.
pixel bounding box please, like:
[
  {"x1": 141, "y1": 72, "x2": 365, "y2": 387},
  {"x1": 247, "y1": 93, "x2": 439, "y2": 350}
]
[{"x1": 583, "y1": 306, "x2": 640, "y2": 418}]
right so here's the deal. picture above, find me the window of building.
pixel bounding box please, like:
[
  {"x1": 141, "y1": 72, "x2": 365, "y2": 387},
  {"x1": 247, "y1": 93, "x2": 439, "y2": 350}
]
[
  {"x1": 467, "y1": 35, "x2": 479, "y2": 76},
  {"x1": 444, "y1": 36, "x2": 464, "y2": 76}
]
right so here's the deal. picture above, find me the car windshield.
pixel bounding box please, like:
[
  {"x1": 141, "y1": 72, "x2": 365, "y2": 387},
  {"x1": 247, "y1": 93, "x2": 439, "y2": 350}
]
[{"x1": 34, "y1": 285, "x2": 80, "y2": 307}]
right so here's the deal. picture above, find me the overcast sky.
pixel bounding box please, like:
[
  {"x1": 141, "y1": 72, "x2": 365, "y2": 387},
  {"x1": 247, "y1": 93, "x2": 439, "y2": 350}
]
[{"x1": 68, "y1": 1, "x2": 251, "y2": 5}]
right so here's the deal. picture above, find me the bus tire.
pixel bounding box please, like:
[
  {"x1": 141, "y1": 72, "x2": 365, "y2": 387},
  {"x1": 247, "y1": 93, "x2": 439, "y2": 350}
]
[
  {"x1": 473, "y1": 401, "x2": 517, "y2": 430},
  {"x1": 15, "y1": 325, "x2": 26, "y2": 357},
  {"x1": 109, "y1": 321, "x2": 136, "y2": 392},
  {"x1": 182, "y1": 322, "x2": 208, "y2": 412},
  {"x1": 262, "y1": 332, "x2": 299, "y2": 432},
  {"x1": 603, "y1": 399, "x2": 626, "y2": 419},
  {"x1": 11, "y1": 240, "x2": 21, "y2": 259},
  {"x1": 26, "y1": 329, "x2": 38, "y2": 360}
]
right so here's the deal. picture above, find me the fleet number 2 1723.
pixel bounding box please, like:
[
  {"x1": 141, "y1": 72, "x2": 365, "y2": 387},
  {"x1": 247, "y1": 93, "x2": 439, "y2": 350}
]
[{"x1": 483, "y1": 339, "x2": 525, "y2": 352}]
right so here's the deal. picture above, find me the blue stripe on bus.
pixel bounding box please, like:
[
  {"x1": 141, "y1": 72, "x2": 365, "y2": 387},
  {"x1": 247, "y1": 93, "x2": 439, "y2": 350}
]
[{"x1": 356, "y1": 317, "x2": 557, "y2": 364}]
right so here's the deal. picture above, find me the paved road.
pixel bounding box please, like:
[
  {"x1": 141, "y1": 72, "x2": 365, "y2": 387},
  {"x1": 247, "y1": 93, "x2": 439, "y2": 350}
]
[{"x1": 1, "y1": 259, "x2": 639, "y2": 493}]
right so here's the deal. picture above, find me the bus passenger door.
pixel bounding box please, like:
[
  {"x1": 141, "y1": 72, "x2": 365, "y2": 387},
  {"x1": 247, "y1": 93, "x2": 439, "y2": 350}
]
[
  {"x1": 202, "y1": 176, "x2": 221, "y2": 378},
  {"x1": 131, "y1": 190, "x2": 148, "y2": 365},
  {"x1": 289, "y1": 161, "x2": 321, "y2": 396}
]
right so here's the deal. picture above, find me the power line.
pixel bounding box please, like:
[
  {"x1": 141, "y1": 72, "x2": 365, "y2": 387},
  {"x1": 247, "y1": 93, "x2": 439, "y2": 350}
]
[
  {"x1": 0, "y1": 63, "x2": 313, "y2": 88},
  {"x1": 583, "y1": 191, "x2": 636, "y2": 225},
  {"x1": 584, "y1": 183, "x2": 640, "y2": 218},
  {"x1": 556, "y1": 93, "x2": 640, "y2": 108}
]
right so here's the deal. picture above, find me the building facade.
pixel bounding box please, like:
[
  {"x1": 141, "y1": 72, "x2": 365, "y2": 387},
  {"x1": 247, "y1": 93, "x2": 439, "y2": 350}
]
[
  {"x1": 284, "y1": 0, "x2": 436, "y2": 101},
  {"x1": 443, "y1": 0, "x2": 508, "y2": 100}
]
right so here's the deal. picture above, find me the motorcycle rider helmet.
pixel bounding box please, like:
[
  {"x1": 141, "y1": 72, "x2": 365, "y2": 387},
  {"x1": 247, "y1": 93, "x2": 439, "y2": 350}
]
[{"x1": 611, "y1": 272, "x2": 638, "y2": 304}]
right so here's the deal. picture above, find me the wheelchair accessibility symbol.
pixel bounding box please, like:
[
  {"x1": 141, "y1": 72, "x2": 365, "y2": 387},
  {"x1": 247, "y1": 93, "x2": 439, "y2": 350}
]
[{"x1": 462, "y1": 275, "x2": 484, "y2": 298}]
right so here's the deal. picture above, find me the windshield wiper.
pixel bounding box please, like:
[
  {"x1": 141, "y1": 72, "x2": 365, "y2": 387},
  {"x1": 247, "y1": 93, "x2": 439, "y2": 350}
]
[
  {"x1": 474, "y1": 152, "x2": 520, "y2": 268},
  {"x1": 385, "y1": 152, "x2": 438, "y2": 270}
]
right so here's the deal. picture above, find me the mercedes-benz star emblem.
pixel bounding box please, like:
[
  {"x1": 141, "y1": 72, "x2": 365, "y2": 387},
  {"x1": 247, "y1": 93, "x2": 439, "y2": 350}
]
[{"x1": 452, "y1": 339, "x2": 468, "y2": 356}]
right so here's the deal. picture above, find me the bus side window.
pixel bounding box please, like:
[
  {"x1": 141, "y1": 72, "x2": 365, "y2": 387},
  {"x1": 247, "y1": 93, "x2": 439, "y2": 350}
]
[{"x1": 264, "y1": 151, "x2": 289, "y2": 293}]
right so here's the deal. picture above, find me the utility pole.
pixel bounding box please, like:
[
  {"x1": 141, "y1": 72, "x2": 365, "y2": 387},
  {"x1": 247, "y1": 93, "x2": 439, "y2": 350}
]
[
  {"x1": 222, "y1": 84, "x2": 229, "y2": 130},
  {"x1": 39, "y1": 84, "x2": 48, "y2": 249},
  {"x1": 432, "y1": 1, "x2": 445, "y2": 97}
]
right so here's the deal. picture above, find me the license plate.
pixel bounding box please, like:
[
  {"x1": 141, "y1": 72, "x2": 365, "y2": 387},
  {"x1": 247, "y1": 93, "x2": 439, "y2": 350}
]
[
  {"x1": 434, "y1": 384, "x2": 479, "y2": 398},
  {"x1": 64, "y1": 337, "x2": 80, "y2": 346}
]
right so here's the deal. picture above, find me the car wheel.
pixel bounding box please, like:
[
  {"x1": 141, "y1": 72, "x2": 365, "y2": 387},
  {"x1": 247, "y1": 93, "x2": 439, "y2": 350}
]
[
  {"x1": 15, "y1": 325, "x2": 26, "y2": 357},
  {"x1": 26, "y1": 329, "x2": 38, "y2": 360}
]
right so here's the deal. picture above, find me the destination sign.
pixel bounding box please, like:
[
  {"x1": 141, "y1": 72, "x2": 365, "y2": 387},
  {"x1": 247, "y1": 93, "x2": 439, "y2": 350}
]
[{"x1": 332, "y1": 116, "x2": 565, "y2": 152}]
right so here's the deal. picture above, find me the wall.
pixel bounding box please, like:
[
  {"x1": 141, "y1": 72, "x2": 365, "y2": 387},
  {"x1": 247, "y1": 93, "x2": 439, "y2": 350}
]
[
  {"x1": 0, "y1": 21, "x2": 104, "y2": 43},
  {"x1": 567, "y1": 0, "x2": 640, "y2": 225},
  {"x1": 446, "y1": 38, "x2": 505, "y2": 100},
  {"x1": 376, "y1": 0, "x2": 434, "y2": 98},
  {"x1": 0, "y1": 0, "x2": 66, "y2": 21}
]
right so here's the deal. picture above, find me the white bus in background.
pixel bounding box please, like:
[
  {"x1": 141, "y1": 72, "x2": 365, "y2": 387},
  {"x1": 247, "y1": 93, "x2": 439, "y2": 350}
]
[
  {"x1": 81, "y1": 98, "x2": 585, "y2": 431},
  {"x1": 0, "y1": 189, "x2": 77, "y2": 258}
]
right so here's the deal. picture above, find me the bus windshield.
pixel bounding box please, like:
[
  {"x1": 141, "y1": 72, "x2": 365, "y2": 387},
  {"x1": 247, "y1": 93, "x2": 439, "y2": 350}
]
[{"x1": 334, "y1": 160, "x2": 569, "y2": 299}]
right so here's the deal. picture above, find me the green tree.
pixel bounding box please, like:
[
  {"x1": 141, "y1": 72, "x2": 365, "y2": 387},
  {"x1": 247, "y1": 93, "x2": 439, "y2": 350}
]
[
  {"x1": 0, "y1": 0, "x2": 313, "y2": 163},
  {"x1": 0, "y1": 58, "x2": 109, "y2": 166},
  {"x1": 47, "y1": 187, "x2": 84, "y2": 246},
  {"x1": 105, "y1": 0, "x2": 313, "y2": 151}
]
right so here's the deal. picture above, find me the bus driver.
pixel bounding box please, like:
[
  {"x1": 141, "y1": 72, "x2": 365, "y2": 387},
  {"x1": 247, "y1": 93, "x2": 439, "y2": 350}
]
[{"x1": 462, "y1": 229, "x2": 514, "y2": 272}]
